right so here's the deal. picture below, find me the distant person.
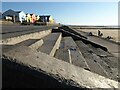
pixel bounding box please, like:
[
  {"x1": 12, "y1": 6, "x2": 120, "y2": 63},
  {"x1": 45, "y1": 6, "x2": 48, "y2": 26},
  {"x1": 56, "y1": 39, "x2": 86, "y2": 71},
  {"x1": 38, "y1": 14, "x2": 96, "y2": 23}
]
[
  {"x1": 98, "y1": 30, "x2": 101, "y2": 36},
  {"x1": 89, "y1": 32, "x2": 93, "y2": 36},
  {"x1": 100, "y1": 33, "x2": 103, "y2": 37},
  {"x1": 106, "y1": 36, "x2": 110, "y2": 40},
  {"x1": 106, "y1": 36, "x2": 112, "y2": 40}
]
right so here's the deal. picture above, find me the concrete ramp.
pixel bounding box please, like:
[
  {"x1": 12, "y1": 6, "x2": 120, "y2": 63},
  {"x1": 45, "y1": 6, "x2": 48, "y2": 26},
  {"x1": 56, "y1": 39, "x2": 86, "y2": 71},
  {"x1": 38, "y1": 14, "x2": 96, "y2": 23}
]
[{"x1": 2, "y1": 46, "x2": 119, "y2": 89}]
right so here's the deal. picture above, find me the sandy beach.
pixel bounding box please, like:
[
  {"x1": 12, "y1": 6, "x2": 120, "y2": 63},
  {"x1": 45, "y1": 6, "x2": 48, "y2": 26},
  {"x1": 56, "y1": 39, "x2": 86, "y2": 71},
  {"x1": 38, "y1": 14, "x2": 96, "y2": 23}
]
[{"x1": 76, "y1": 29, "x2": 119, "y2": 43}]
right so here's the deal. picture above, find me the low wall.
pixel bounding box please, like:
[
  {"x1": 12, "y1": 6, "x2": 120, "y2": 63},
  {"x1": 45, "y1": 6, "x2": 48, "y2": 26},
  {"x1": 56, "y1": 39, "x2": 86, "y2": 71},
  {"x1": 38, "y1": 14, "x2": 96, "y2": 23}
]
[{"x1": 1, "y1": 29, "x2": 51, "y2": 45}]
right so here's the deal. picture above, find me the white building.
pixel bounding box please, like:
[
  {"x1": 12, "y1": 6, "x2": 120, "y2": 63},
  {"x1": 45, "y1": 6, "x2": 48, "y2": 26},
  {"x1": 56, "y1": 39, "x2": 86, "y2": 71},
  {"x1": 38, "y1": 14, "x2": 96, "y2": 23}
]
[{"x1": 2, "y1": 9, "x2": 26, "y2": 23}]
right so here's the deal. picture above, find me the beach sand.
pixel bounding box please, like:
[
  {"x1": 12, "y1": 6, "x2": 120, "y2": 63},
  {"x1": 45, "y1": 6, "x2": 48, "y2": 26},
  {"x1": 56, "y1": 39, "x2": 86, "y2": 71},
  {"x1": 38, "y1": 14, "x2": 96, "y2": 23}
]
[{"x1": 76, "y1": 29, "x2": 119, "y2": 43}]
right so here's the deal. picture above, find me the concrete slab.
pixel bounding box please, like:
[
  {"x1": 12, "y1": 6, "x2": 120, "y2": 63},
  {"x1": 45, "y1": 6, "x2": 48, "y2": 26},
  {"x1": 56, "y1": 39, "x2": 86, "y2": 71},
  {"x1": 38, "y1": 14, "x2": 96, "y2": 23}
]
[
  {"x1": 2, "y1": 39, "x2": 39, "y2": 53},
  {"x1": 63, "y1": 37, "x2": 90, "y2": 70},
  {"x1": 76, "y1": 41, "x2": 108, "y2": 77},
  {"x1": 60, "y1": 26, "x2": 87, "y2": 39},
  {"x1": 53, "y1": 28, "x2": 108, "y2": 51},
  {"x1": 55, "y1": 49, "x2": 70, "y2": 63},
  {"x1": 17, "y1": 39, "x2": 39, "y2": 46},
  {"x1": 88, "y1": 36, "x2": 120, "y2": 55},
  {"x1": 29, "y1": 39, "x2": 43, "y2": 50},
  {"x1": 88, "y1": 44, "x2": 113, "y2": 57},
  {"x1": 37, "y1": 33, "x2": 62, "y2": 56},
  {"x1": 54, "y1": 38, "x2": 70, "y2": 63},
  {"x1": 2, "y1": 45, "x2": 119, "y2": 89},
  {"x1": 92, "y1": 53, "x2": 118, "y2": 81},
  {"x1": 102, "y1": 57, "x2": 118, "y2": 68},
  {"x1": 87, "y1": 44, "x2": 118, "y2": 80},
  {"x1": 1, "y1": 29, "x2": 51, "y2": 45}
]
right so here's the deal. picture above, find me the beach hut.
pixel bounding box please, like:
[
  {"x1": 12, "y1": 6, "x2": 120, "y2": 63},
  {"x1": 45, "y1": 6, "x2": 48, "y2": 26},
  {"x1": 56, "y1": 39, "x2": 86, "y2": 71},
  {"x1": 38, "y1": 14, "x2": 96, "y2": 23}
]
[
  {"x1": 39, "y1": 15, "x2": 55, "y2": 23},
  {"x1": 36, "y1": 15, "x2": 40, "y2": 21},
  {"x1": 49, "y1": 16, "x2": 55, "y2": 23},
  {"x1": 30, "y1": 14, "x2": 36, "y2": 23},
  {"x1": 26, "y1": 14, "x2": 31, "y2": 23},
  {"x1": 2, "y1": 9, "x2": 26, "y2": 23}
]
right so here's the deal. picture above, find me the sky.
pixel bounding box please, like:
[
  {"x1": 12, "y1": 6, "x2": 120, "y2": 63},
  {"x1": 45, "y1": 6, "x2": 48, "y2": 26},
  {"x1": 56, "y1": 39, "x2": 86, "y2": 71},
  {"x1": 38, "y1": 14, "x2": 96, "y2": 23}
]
[{"x1": 2, "y1": 2, "x2": 118, "y2": 25}]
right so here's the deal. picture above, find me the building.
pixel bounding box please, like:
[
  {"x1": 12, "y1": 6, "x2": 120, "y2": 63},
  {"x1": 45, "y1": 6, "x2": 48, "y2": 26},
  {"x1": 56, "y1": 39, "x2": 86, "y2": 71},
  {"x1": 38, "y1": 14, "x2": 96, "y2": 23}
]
[
  {"x1": 26, "y1": 14, "x2": 37, "y2": 23},
  {"x1": 36, "y1": 15, "x2": 40, "y2": 21},
  {"x1": 30, "y1": 14, "x2": 36, "y2": 23},
  {"x1": 39, "y1": 15, "x2": 55, "y2": 23},
  {"x1": 2, "y1": 9, "x2": 56, "y2": 24},
  {"x1": 0, "y1": 12, "x2": 2, "y2": 20},
  {"x1": 2, "y1": 9, "x2": 26, "y2": 23},
  {"x1": 26, "y1": 14, "x2": 31, "y2": 23},
  {"x1": 49, "y1": 16, "x2": 55, "y2": 23}
]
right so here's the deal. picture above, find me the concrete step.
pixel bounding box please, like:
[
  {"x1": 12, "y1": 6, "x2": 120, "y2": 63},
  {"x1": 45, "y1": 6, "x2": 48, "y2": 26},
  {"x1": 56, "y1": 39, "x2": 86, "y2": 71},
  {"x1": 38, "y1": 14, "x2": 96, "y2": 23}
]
[
  {"x1": 76, "y1": 41, "x2": 108, "y2": 77},
  {"x1": 102, "y1": 57, "x2": 119, "y2": 81},
  {"x1": 76, "y1": 41, "x2": 118, "y2": 81},
  {"x1": 16, "y1": 39, "x2": 44, "y2": 50},
  {"x1": 87, "y1": 44, "x2": 118, "y2": 81},
  {"x1": 87, "y1": 44, "x2": 113, "y2": 57},
  {"x1": 55, "y1": 37, "x2": 90, "y2": 70},
  {"x1": 2, "y1": 39, "x2": 43, "y2": 53},
  {"x1": 17, "y1": 39, "x2": 40, "y2": 46},
  {"x1": 1, "y1": 29, "x2": 51, "y2": 45},
  {"x1": 2, "y1": 45, "x2": 119, "y2": 88},
  {"x1": 91, "y1": 53, "x2": 118, "y2": 81},
  {"x1": 37, "y1": 33, "x2": 62, "y2": 56},
  {"x1": 55, "y1": 26, "x2": 108, "y2": 51},
  {"x1": 54, "y1": 38, "x2": 70, "y2": 63},
  {"x1": 29, "y1": 39, "x2": 43, "y2": 50},
  {"x1": 59, "y1": 26, "x2": 87, "y2": 39},
  {"x1": 55, "y1": 49, "x2": 70, "y2": 63},
  {"x1": 103, "y1": 57, "x2": 118, "y2": 68}
]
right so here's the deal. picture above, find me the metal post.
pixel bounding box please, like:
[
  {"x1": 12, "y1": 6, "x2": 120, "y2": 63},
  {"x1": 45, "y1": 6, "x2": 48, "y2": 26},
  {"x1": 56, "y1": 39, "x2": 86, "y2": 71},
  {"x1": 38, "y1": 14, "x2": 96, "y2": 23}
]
[
  {"x1": 13, "y1": 15, "x2": 15, "y2": 23},
  {"x1": 68, "y1": 49, "x2": 72, "y2": 64}
]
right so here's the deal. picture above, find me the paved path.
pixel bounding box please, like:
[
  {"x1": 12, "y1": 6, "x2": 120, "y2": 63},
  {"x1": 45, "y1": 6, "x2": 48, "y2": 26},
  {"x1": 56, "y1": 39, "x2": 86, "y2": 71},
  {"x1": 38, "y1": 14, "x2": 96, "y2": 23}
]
[
  {"x1": 1, "y1": 24, "x2": 57, "y2": 33},
  {"x1": 2, "y1": 24, "x2": 58, "y2": 39},
  {"x1": 75, "y1": 30, "x2": 119, "y2": 57}
]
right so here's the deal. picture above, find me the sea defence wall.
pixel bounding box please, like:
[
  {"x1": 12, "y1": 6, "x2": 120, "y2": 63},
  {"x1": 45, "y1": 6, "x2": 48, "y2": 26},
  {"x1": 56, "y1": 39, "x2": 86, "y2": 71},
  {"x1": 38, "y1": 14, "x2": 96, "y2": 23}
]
[
  {"x1": 1, "y1": 29, "x2": 51, "y2": 45},
  {"x1": 2, "y1": 25, "x2": 119, "y2": 89},
  {"x1": 2, "y1": 46, "x2": 119, "y2": 89}
]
